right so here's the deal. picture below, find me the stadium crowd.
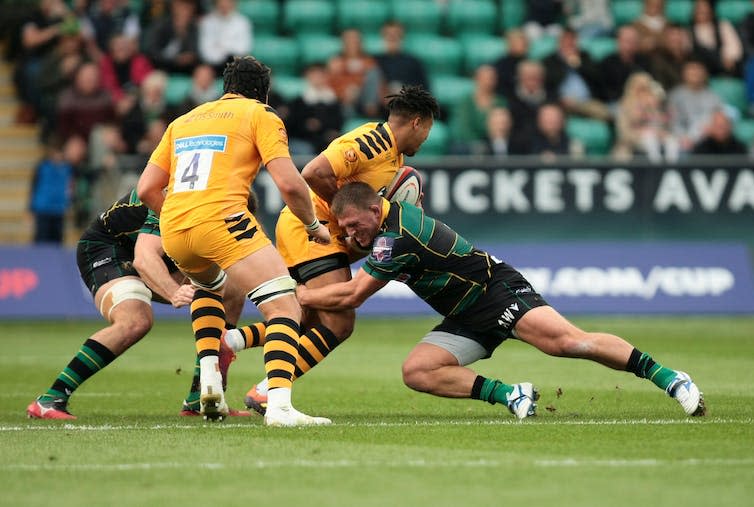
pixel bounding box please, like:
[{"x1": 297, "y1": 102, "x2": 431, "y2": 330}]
[{"x1": 3, "y1": 0, "x2": 754, "y2": 239}]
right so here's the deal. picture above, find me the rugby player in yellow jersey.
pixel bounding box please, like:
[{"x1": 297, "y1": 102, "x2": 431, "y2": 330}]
[
  {"x1": 239, "y1": 86, "x2": 440, "y2": 414},
  {"x1": 137, "y1": 56, "x2": 331, "y2": 426}
]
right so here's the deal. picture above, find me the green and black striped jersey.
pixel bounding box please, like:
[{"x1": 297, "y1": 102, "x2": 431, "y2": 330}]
[
  {"x1": 363, "y1": 201, "x2": 498, "y2": 316},
  {"x1": 84, "y1": 189, "x2": 160, "y2": 246}
]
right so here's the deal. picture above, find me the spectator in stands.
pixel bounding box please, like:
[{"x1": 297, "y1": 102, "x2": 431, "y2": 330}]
[
  {"x1": 55, "y1": 61, "x2": 116, "y2": 143},
  {"x1": 633, "y1": 0, "x2": 668, "y2": 54},
  {"x1": 598, "y1": 25, "x2": 652, "y2": 105},
  {"x1": 690, "y1": 0, "x2": 743, "y2": 76},
  {"x1": 543, "y1": 28, "x2": 610, "y2": 121},
  {"x1": 117, "y1": 70, "x2": 169, "y2": 154},
  {"x1": 286, "y1": 63, "x2": 344, "y2": 155},
  {"x1": 650, "y1": 24, "x2": 696, "y2": 92},
  {"x1": 374, "y1": 21, "x2": 430, "y2": 97},
  {"x1": 29, "y1": 135, "x2": 86, "y2": 244},
  {"x1": 327, "y1": 29, "x2": 380, "y2": 118},
  {"x1": 564, "y1": 0, "x2": 614, "y2": 40},
  {"x1": 168, "y1": 64, "x2": 220, "y2": 119},
  {"x1": 613, "y1": 72, "x2": 679, "y2": 163},
  {"x1": 668, "y1": 59, "x2": 723, "y2": 153},
  {"x1": 492, "y1": 29, "x2": 529, "y2": 100},
  {"x1": 528, "y1": 102, "x2": 584, "y2": 159},
  {"x1": 522, "y1": 0, "x2": 563, "y2": 42},
  {"x1": 99, "y1": 34, "x2": 153, "y2": 103},
  {"x1": 37, "y1": 32, "x2": 87, "y2": 141},
  {"x1": 478, "y1": 106, "x2": 513, "y2": 157},
  {"x1": 198, "y1": 0, "x2": 252, "y2": 74},
  {"x1": 508, "y1": 60, "x2": 558, "y2": 155},
  {"x1": 692, "y1": 110, "x2": 748, "y2": 155},
  {"x1": 14, "y1": 0, "x2": 75, "y2": 123},
  {"x1": 80, "y1": 0, "x2": 140, "y2": 58},
  {"x1": 740, "y1": 5, "x2": 754, "y2": 113},
  {"x1": 143, "y1": 0, "x2": 200, "y2": 75},
  {"x1": 449, "y1": 64, "x2": 507, "y2": 155}
]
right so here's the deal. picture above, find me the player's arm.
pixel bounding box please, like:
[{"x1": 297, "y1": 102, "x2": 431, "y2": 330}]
[
  {"x1": 266, "y1": 156, "x2": 330, "y2": 244},
  {"x1": 137, "y1": 162, "x2": 169, "y2": 215},
  {"x1": 301, "y1": 153, "x2": 338, "y2": 204},
  {"x1": 296, "y1": 268, "x2": 387, "y2": 311},
  {"x1": 132, "y1": 233, "x2": 194, "y2": 308}
]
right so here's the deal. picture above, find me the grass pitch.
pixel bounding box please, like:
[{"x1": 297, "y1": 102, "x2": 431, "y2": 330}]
[{"x1": 1, "y1": 316, "x2": 753, "y2": 507}]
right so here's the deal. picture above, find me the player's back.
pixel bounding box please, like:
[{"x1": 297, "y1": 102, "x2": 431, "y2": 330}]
[{"x1": 154, "y1": 94, "x2": 290, "y2": 230}]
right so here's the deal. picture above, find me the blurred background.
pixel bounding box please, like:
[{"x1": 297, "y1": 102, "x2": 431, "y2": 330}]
[{"x1": 0, "y1": 0, "x2": 752, "y2": 318}]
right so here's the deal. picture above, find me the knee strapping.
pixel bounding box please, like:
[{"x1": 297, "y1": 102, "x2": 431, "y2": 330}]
[
  {"x1": 189, "y1": 270, "x2": 227, "y2": 292},
  {"x1": 247, "y1": 276, "x2": 296, "y2": 306}
]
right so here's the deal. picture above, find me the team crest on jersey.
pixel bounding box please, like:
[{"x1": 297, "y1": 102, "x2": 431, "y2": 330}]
[
  {"x1": 371, "y1": 236, "x2": 394, "y2": 262},
  {"x1": 343, "y1": 148, "x2": 358, "y2": 170}
]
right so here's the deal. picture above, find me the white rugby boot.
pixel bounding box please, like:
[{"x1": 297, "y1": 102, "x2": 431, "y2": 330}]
[
  {"x1": 666, "y1": 371, "x2": 706, "y2": 416},
  {"x1": 506, "y1": 382, "x2": 540, "y2": 419}
]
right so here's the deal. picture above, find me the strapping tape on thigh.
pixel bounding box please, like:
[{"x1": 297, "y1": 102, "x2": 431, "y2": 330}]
[
  {"x1": 190, "y1": 270, "x2": 227, "y2": 291},
  {"x1": 247, "y1": 276, "x2": 296, "y2": 306}
]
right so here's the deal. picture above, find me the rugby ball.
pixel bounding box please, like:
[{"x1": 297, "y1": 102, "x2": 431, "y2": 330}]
[{"x1": 384, "y1": 166, "x2": 423, "y2": 206}]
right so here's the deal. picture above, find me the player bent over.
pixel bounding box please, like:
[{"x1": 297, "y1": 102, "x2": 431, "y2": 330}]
[
  {"x1": 138, "y1": 56, "x2": 331, "y2": 426},
  {"x1": 241, "y1": 86, "x2": 440, "y2": 413},
  {"x1": 295, "y1": 183, "x2": 706, "y2": 419},
  {"x1": 26, "y1": 189, "x2": 249, "y2": 419}
]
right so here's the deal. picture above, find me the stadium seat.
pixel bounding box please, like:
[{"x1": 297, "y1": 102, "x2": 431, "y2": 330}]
[
  {"x1": 252, "y1": 36, "x2": 300, "y2": 77},
  {"x1": 499, "y1": 0, "x2": 526, "y2": 31},
  {"x1": 733, "y1": 118, "x2": 754, "y2": 145},
  {"x1": 528, "y1": 35, "x2": 558, "y2": 60},
  {"x1": 430, "y1": 75, "x2": 475, "y2": 111},
  {"x1": 362, "y1": 33, "x2": 384, "y2": 55},
  {"x1": 566, "y1": 117, "x2": 612, "y2": 155},
  {"x1": 611, "y1": 0, "x2": 643, "y2": 26},
  {"x1": 238, "y1": 0, "x2": 279, "y2": 35},
  {"x1": 665, "y1": 0, "x2": 693, "y2": 25},
  {"x1": 709, "y1": 77, "x2": 748, "y2": 115},
  {"x1": 460, "y1": 34, "x2": 506, "y2": 74},
  {"x1": 446, "y1": 0, "x2": 498, "y2": 36},
  {"x1": 296, "y1": 34, "x2": 343, "y2": 67},
  {"x1": 271, "y1": 75, "x2": 305, "y2": 101},
  {"x1": 337, "y1": 0, "x2": 392, "y2": 33},
  {"x1": 579, "y1": 36, "x2": 617, "y2": 62},
  {"x1": 283, "y1": 0, "x2": 336, "y2": 34},
  {"x1": 391, "y1": 0, "x2": 443, "y2": 35},
  {"x1": 413, "y1": 119, "x2": 449, "y2": 157},
  {"x1": 165, "y1": 74, "x2": 192, "y2": 106},
  {"x1": 716, "y1": 0, "x2": 754, "y2": 23},
  {"x1": 404, "y1": 35, "x2": 463, "y2": 77}
]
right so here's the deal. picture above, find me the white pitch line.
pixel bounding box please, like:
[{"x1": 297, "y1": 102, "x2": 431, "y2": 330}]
[
  {"x1": 3, "y1": 457, "x2": 753, "y2": 472},
  {"x1": 0, "y1": 418, "x2": 751, "y2": 432}
]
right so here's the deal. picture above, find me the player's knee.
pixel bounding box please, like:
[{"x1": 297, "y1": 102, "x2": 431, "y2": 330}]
[
  {"x1": 545, "y1": 331, "x2": 590, "y2": 358},
  {"x1": 320, "y1": 311, "x2": 355, "y2": 341},
  {"x1": 401, "y1": 360, "x2": 431, "y2": 393},
  {"x1": 115, "y1": 313, "x2": 153, "y2": 346}
]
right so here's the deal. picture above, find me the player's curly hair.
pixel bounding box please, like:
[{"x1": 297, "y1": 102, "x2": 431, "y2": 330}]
[
  {"x1": 223, "y1": 56, "x2": 271, "y2": 101},
  {"x1": 385, "y1": 85, "x2": 440, "y2": 121}
]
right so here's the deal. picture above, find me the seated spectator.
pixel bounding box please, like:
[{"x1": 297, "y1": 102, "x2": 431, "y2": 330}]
[
  {"x1": 328, "y1": 28, "x2": 380, "y2": 118},
  {"x1": 286, "y1": 63, "x2": 344, "y2": 155},
  {"x1": 29, "y1": 135, "x2": 86, "y2": 244},
  {"x1": 143, "y1": 0, "x2": 200, "y2": 74},
  {"x1": 118, "y1": 70, "x2": 169, "y2": 153},
  {"x1": 79, "y1": 0, "x2": 140, "y2": 58},
  {"x1": 99, "y1": 33, "x2": 153, "y2": 103},
  {"x1": 598, "y1": 25, "x2": 652, "y2": 106},
  {"x1": 528, "y1": 102, "x2": 584, "y2": 159},
  {"x1": 37, "y1": 32, "x2": 87, "y2": 140},
  {"x1": 492, "y1": 29, "x2": 529, "y2": 100},
  {"x1": 168, "y1": 64, "x2": 220, "y2": 119},
  {"x1": 564, "y1": 0, "x2": 613, "y2": 40},
  {"x1": 198, "y1": 0, "x2": 252, "y2": 74},
  {"x1": 449, "y1": 65, "x2": 507, "y2": 155},
  {"x1": 690, "y1": 0, "x2": 743, "y2": 76},
  {"x1": 692, "y1": 110, "x2": 748, "y2": 155},
  {"x1": 741, "y1": 7, "x2": 754, "y2": 113},
  {"x1": 55, "y1": 61, "x2": 115, "y2": 143},
  {"x1": 650, "y1": 24, "x2": 695, "y2": 92},
  {"x1": 668, "y1": 59, "x2": 723, "y2": 152},
  {"x1": 136, "y1": 117, "x2": 168, "y2": 156},
  {"x1": 633, "y1": 0, "x2": 668, "y2": 54},
  {"x1": 523, "y1": 0, "x2": 563, "y2": 42},
  {"x1": 543, "y1": 28, "x2": 610, "y2": 121},
  {"x1": 478, "y1": 107, "x2": 513, "y2": 157},
  {"x1": 613, "y1": 72, "x2": 679, "y2": 163},
  {"x1": 508, "y1": 60, "x2": 558, "y2": 155},
  {"x1": 374, "y1": 21, "x2": 430, "y2": 97}
]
